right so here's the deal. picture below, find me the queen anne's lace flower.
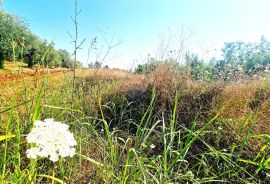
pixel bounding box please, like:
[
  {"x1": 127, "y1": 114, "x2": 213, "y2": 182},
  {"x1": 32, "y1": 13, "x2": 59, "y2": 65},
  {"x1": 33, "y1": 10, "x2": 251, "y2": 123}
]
[
  {"x1": 26, "y1": 118, "x2": 77, "y2": 162},
  {"x1": 150, "y1": 144, "x2": 156, "y2": 149}
]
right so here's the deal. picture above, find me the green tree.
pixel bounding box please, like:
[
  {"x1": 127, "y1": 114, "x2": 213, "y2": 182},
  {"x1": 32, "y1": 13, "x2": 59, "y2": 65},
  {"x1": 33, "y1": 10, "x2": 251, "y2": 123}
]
[
  {"x1": 0, "y1": 11, "x2": 29, "y2": 61},
  {"x1": 23, "y1": 35, "x2": 43, "y2": 67},
  {"x1": 185, "y1": 52, "x2": 214, "y2": 80},
  {"x1": 58, "y1": 49, "x2": 72, "y2": 68},
  {"x1": 221, "y1": 36, "x2": 270, "y2": 76},
  {"x1": 0, "y1": 10, "x2": 74, "y2": 69}
]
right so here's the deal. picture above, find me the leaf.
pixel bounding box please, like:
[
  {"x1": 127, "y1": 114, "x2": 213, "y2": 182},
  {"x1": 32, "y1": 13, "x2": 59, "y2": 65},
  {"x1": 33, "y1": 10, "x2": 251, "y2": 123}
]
[
  {"x1": 0, "y1": 134, "x2": 15, "y2": 141},
  {"x1": 77, "y1": 153, "x2": 104, "y2": 167}
]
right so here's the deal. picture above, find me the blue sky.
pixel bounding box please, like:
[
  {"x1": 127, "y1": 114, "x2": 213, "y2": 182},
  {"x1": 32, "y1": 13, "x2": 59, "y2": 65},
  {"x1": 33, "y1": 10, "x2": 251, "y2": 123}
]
[{"x1": 3, "y1": 0, "x2": 270, "y2": 69}]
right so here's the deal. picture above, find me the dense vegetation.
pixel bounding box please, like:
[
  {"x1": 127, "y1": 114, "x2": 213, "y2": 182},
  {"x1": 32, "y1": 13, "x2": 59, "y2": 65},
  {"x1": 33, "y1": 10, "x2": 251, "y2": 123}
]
[
  {"x1": 0, "y1": 10, "x2": 81, "y2": 69},
  {"x1": 1, "y1": 67, "x2": 270, "y2": 183},
  {"x1": 136, "y1": 36, "x2": 270, "y2": 81}
]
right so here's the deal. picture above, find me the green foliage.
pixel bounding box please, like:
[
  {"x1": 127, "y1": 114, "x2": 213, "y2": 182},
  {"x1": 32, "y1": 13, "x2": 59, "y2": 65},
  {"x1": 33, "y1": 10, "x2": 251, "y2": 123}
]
[
  {"x1": 135, "y1": 36, "x2": 270, "y2": 81},
  {"x1": 0, "y1": 11, "x2": 78, "y2": 69},
  {"x1": 135, "y1": 59, "x2": 178, "y2": 74},
  {"x1": 45, "y1": 44, "x2": 62, "y2": 68},
  {"x1": 185, "y1": 52, "x2": 215, "y2": 80},
  {"x1": 58, "y1": 49, "x2": 71, "y2": 68},
  {"x1": 0, "y1": 11, "x2": 29, "y2": 60},
  {"x1": 1, "y1": 70, "x2": 270, "y2": 183},
  {"x1": 220, "y1": 36, "x2": 270, "y2": 76},
  {"x1": 58, "y1": 49, "x2": 83, "y2": 69}
]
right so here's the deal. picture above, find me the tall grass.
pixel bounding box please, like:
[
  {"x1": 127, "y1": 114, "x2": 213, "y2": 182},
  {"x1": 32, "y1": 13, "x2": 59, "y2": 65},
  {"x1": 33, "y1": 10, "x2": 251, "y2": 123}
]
[{"x1": 0, "y1": 67, "x2": 269, "y2": 183}]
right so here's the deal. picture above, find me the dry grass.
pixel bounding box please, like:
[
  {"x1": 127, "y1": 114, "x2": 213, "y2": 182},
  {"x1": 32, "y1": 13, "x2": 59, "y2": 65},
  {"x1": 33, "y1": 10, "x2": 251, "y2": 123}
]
[
  {"x1": 76, "y1": 67, "x2": 270, "y2": 138},
  {"x1": 1, "y1": 66, "x2": 270, "y2": 183},
  {"x1": 213, "y1": 78, "x2": 270, "y2": 134}
]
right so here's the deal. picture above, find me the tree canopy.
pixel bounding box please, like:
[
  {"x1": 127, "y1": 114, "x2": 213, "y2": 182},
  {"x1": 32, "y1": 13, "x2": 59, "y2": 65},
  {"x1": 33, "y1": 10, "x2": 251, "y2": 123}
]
[
  {"x1": 0, "y1": 10, "x2": 81, "y2": 69},
  {"x1": 135, "y1": 36, "x2": 270, "y2": 81}
]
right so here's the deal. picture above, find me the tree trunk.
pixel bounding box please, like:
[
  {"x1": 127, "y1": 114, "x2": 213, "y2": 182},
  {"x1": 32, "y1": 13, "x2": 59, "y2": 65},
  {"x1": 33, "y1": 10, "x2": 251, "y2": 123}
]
[
  {"x1": 0, "y1": 52, "x2": 4, "y2": 69},
  {"x1": 27, "y1": 48, "x2": 35, "y2": 68},
  {"x1": 27, "y1": 56, "x2": 33, "y2": 68}
]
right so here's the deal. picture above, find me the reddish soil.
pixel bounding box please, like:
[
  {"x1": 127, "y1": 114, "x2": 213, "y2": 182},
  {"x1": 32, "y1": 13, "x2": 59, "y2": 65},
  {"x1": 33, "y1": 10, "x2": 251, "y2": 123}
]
[{"x1": 0, "y1": 69, "x2": 71, "y2": 83}]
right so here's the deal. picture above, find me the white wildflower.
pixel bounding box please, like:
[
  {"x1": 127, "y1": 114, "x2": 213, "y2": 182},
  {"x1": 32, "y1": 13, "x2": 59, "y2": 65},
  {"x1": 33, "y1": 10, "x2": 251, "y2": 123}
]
[
  {"x1": 150, "y1": 144, "x2": 156, "y2": 149},
  {"x1": 26, "y1": 118, "x2": 77, "y2": 162}
]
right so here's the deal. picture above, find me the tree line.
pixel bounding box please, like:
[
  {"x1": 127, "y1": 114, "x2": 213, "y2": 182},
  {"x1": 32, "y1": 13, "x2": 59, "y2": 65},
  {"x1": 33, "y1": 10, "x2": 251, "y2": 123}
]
[
  {"x1": 0, "y1": 10, "x2": 81, "y2": 69},
  {"x1": 136, "y1": 36, "x2": 270, "y2": 81}
]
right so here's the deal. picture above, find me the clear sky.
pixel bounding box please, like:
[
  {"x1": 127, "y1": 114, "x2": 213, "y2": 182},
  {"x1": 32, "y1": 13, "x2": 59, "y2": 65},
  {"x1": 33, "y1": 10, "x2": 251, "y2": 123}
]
[{"x1": 2, "y1": 0, "x2": 270, "y2": 69}]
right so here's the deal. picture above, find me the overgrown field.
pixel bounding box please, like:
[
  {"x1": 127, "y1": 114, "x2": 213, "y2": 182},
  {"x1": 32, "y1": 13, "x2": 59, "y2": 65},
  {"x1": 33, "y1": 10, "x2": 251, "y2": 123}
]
[{"x1": 0, "y1": 66, "x2": 270, "y2": 183}]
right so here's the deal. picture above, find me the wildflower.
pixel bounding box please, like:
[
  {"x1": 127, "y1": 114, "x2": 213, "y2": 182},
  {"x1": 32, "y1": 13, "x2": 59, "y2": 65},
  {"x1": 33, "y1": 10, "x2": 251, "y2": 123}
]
[
  {"x1": 150, "y1": 144, "x2": 156, "y2": 149},
  {"x1": 222, "y1": 149, "x2": 228, "y2": 152},
  {"x1": 26, "y1": 118, "x2": 77, "y2": 162}
]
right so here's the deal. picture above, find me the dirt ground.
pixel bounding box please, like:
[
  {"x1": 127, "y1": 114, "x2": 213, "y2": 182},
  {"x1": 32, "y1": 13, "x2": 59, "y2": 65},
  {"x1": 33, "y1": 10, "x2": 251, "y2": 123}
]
[{"x1": 0, "y1": 67, "x2": 71, "y2": 83}]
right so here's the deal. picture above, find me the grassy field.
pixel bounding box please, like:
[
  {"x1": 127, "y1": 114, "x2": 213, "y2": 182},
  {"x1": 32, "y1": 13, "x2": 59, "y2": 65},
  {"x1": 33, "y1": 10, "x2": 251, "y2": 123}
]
[{"x1": 0, "y1": 64, "x2": 270, "y2": 183}]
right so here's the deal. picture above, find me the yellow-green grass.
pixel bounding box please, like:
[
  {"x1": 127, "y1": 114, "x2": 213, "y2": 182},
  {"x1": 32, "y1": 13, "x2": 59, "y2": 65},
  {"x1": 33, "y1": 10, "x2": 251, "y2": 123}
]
[{"x1": 0, "y1": 67, "x2": 269, "y2": 183}]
